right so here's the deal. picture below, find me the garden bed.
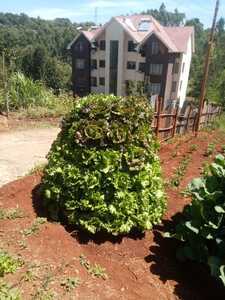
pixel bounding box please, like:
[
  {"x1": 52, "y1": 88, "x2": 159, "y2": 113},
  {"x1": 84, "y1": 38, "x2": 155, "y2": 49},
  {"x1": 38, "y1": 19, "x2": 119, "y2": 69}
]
[{"x1": 1, "y1": 130, "x2": 225, "y2": 299}]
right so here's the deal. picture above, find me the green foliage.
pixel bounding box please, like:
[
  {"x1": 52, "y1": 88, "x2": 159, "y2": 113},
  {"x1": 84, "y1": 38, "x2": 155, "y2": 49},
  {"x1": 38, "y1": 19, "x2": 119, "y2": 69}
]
[
  {"x1": 126, "y1": 80, "x2": 145, "y2": 97},
  {"x1": 0, "y1": 251, "x2": 23, "y2": 277},
  {"x1": 0, "y1": 281, "x2": 21, "y2": 300},
  {"x1": 6, "y1": 72, "x2": 52, "y2": 109},
  {"x1": 22, "y1": 217, "x2": 47, "y2": 236},
  {"x1": 204, "y1": 143, "x2": 216, "y2": 157},
  {"x1": 189, "y1": 144, "x2": 198, "y2": 152},
  {"x1": 44, "y1": 58, "x2": 71, "y2": 92},
  {"x1": 214, "y1": 113, "x2": 225, "y2": 132},
  {"x1": 79, "y1": 255, "x2": 107, "y2": 279},
  {"x1": 167, "y1": 154, "x2": 225, "y2": 286},
  {"x1": 170, "y1": 154, "x2": 191, "y2": 187},
  {"x1": 88, "y1": 264, "x2": 108, "y2": 280},
  {"x1": 60, "y1": 277, "x2": 80, "y2": 292},
  {"x1": 0, "y1": 207, "x2": 25, "y2": 220},
  {"x1": 0, "y1": 72, "x2": 75, "y2": 117},
  {"x1": 26, "y1": 163, "x2": 46, "y2": 176},
  {"x1": 42, "y1": 94, "x2": 166, "y2": 235},
  {"x1": 142, "y1": 3, "x2": 185, "y2": 26},
  {"x1": 187, "y1": 16, "x2": 225, "y2": 105},
  {"x1": 0, "y1": 13, "x2": 82, "y2": 91}
]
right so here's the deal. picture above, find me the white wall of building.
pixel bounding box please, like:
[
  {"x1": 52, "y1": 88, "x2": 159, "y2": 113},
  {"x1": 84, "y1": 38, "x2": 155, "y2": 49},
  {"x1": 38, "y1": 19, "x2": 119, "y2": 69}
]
[
  {"x1": 122, "y1": 33, "x2": 145, "y2": 95},
  {"x1": 176, "y1": 36, "x2": 193, "y2": 107},
  {"x1": 105, "y1": 19, "x2": 124, "y2": 95},
  {"x1": 89, "y1": 21, "x2": 193, "y2": 104},
  {"x1": 91, "y1": 32, "x2": 106, "y2": 94}
]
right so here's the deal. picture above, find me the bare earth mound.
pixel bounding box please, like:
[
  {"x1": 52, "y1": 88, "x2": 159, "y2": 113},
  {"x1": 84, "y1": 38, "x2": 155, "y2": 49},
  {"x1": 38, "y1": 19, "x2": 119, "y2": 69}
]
[{"x1": 1, "y1": 131, "x2": 225, "y2": 299}]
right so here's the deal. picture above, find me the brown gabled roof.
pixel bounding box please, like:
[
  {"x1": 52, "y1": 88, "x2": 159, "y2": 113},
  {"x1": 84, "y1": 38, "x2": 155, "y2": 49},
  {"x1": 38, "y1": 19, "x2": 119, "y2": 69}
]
[
  {"x1": 164, "y1": 26, "x2": 195, "y2": 52},
  {"x1": 68, "y1": 15, "x2": 194, "y2": 53}
]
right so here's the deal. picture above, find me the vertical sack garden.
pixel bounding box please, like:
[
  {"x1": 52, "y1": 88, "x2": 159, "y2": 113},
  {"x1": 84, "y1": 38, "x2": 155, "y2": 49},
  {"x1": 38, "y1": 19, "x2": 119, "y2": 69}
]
[{"x1": 41, "y1": 94, "x2": 166, "y2": 235}]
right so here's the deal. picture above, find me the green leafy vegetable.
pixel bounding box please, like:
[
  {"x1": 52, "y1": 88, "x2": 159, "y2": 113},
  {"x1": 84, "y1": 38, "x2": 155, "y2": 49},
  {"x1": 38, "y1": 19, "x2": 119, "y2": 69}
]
[
  {"x1": 41, "y1": 94, "x2": 166, "y2": 235},
  {"x1": 167, "y1": 154, "x2": 225, "y2": 286}
]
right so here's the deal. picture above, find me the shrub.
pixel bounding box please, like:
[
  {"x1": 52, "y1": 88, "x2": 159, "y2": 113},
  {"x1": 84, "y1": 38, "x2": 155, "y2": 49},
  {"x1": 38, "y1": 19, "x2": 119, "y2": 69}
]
[
  {"x1": 166, "y1": 154, "x2": 225, "y2": 286},
  {"x1": 0, "y1": 72, "x2": 75, "y2": 117},
  {"x1": 0, "y1": 251, "x2": 23, "y2": 277},
  {"x1": 41, "y1": 94, "x2": 166, "y2": 235}
]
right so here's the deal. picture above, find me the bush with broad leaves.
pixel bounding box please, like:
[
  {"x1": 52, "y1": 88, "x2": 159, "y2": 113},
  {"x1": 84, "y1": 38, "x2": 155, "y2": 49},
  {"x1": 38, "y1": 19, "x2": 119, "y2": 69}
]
[
  {"x1": 41, "y1": 94, "x2": 166, "y2": 235},
  {"x1": 166, "y1": 154, "x2": 225, "y2": 286}
]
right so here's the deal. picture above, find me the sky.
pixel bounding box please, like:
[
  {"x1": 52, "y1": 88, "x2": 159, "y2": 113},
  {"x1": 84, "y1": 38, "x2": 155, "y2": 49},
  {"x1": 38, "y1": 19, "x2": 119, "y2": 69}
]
[{"x1": 0, "y1": 0, "x2": 224, "y2": 27}]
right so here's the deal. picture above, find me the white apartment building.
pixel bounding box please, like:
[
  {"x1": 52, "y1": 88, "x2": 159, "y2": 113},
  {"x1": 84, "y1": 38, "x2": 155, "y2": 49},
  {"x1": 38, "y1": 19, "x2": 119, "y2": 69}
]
[{"x1": 68, "y1": 15, "x2": 195, "y2": 107}]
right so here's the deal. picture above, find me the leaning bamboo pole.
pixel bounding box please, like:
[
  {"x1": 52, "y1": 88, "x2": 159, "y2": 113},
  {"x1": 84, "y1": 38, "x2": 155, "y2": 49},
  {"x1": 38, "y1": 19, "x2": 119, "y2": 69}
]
[{"x1": 195, "y1": 0, "x2": 220, "y2": 136}]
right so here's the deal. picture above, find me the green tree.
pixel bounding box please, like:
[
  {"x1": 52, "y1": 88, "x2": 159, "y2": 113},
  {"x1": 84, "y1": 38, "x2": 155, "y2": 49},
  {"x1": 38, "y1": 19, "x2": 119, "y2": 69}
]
[
  {"x1": 32, "y1": 46, "x2": 47, "y2": 81},
  {"x1": 142, "y1": 3, "x2": 185, "y2": 26},
  {"x1": 44, "y1": 58, "x2": 71, "y2": 92}
]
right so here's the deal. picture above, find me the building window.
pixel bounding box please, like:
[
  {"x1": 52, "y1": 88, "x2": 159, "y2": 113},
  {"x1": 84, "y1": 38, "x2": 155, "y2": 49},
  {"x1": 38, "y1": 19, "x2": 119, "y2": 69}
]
[
  {"x1": 149, "y1": 64, "x2": 163, "y2": 75},
  {"x1": 127, "y1": 61, "x2": 136, "y2": 70},
  {"x1": 138, "y1": 20, "x2": 151, "y2": 32},
  {"x1": 128, "y1": 41, "x2": 136, "y2": 52},
  {"x1": 75, "y1": 42, "x2": 83, "y2": 52},
  {"x1": 91, "y1": 77, "x2": 97, "y2": 87},
  {"x1": 100, "y1": 40, "x2": 106, "y2": 50},
  {"x1": 149, "y1": 83, "x2": 161, "y2": 95},
  {"x1": 99, "y1": 77, "x2": 105, "y2": 86},
  {"x1": 91, "y1": 59, "x2": 97, "y2": 69},
  {"x1": 151, "y1": 41, "x2": 160, "y2": 55},
  {"x1": 172, "y1": 81, "x2": 177, "y2": 93},
  {"x1": 182, "y1": 62, "x2": 185, "y2": 73},
  {"x1": 140, "y1": 48, "x2": 146, "y2": 57},
  {"x1": 139, "y1": 63, "x2": 146, "y2": 73},
  {"x1": 75, "y1": 59, "x2": 85, "y2": 70},
  {"x1": 99, "y1": 60, "x2": 105, "y2": 68},
  {"x1": 173, "y1": 62, "x2": 179, "y2": 74}
]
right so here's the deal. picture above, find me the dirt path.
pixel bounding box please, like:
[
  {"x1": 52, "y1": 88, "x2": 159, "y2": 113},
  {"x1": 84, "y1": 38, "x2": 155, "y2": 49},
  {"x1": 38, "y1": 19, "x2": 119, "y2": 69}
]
[{"x1": 0, "y1": 127, "x2": 59, "y2": 187}]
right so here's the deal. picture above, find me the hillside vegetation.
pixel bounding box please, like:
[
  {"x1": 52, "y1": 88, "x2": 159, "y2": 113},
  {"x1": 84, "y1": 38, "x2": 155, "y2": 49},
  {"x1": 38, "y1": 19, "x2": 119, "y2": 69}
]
[{"x1": 0, "y1": 3, "x2": 224, "y2": 105}]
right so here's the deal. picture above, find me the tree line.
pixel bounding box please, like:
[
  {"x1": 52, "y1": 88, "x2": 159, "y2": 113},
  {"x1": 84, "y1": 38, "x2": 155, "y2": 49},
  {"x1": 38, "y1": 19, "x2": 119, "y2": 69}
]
[
  {"x1": 0, "y1": 13, "x2": 93, "y2": 93},
  {"x1": 0, "y1": 4, "x2": 224, "y2": 105}
]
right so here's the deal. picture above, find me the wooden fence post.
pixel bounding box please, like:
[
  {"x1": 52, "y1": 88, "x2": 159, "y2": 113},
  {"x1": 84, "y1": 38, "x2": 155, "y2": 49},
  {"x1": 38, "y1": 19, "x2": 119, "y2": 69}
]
[
  {"x1": 185, "y1": 106, "x2": 192, "y2": 133},
  {"x1": 172, "y1": 106, "x2": 179, "y2": 138},
  {"x1": 192, "y1": 112, "x2": 198, "y2": 132},
  {"x1": 155, "y1": 96, "x2": 161, "y2": 138}
]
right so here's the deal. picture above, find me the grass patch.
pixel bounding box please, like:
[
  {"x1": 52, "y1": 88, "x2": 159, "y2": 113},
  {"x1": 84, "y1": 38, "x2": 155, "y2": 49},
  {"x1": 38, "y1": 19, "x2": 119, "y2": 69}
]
[
  {"x1": 0, "y1": 251, "x2": 23, "y2": 277},
  {"x1": 204, "y1": 143, "x2": 216, "y2": 157},
  {"x1": 0, "y1": 207, "x2": 25, "y2": 220},
  {"x1": 26, "y1": 163, "x2": 46, "y2": 176},
  {"x1": 60, "y1": 277, "x2": 80, "y2": 292},
  {"x1": 189, "y1": 144, "x2": 198, "y2": 152},
  {"x1": 0, "y1": 72, "x2": 75, "y2": 119},
  {"x1": 0, "y1": 281, "x2": 21, "y2": 300},
  {"x1": 79, "y1": 254, "x2": 108, "y2": 280},
  {"x1": 213, "y1": 113, "x2": 225, "y2": 132},
  {"x1": 170, "y1": 154, "x2": 191, "y2": 188},
  {"x1": 22, "y1": 217, "x2": 47, "y2": 236}
]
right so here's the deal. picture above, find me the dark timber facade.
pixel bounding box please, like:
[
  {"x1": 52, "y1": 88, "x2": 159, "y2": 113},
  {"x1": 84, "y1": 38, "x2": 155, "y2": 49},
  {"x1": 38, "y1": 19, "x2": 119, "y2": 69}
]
[{"x1": 71, "y1": 34, "x2": 91, "y2": 97}]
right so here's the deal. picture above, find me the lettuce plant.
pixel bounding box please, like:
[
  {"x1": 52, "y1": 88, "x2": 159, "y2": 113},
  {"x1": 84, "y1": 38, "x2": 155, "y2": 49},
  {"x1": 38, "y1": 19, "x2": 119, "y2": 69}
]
[
  {"x1": 41, "y1": 94, "x2": 166, "y2": 235},
  {"x1": 167, "y1": 154, "x2": 225, "y2": 286}
]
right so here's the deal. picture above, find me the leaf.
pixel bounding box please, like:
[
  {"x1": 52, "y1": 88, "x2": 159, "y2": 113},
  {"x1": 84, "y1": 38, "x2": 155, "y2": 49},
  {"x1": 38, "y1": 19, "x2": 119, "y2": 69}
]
[
  {"x1": 189, "y1": 178, "x2": 205, "y2": 191},
  {"x1": 185, "y1": 221, "x2": 199, "y2": 234},
  {"x1": 163, "y1": 232, "x2": 172, "y2": 238},
  {"x1": 45, "y1": 189, "x2": 51, "y2": 199},
  {"x1": 219, "y1": 265, "x2": 225, "y2": 286},
  {"x1": 215, "y1": 205, "x2": 225, "y2": 214}
]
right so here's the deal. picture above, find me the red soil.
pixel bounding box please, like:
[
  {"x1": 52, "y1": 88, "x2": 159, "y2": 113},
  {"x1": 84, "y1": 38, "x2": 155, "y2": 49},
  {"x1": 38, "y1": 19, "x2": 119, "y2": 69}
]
[{"x1": 1, "y1": 130, "x2": 225, "y2": 299}]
